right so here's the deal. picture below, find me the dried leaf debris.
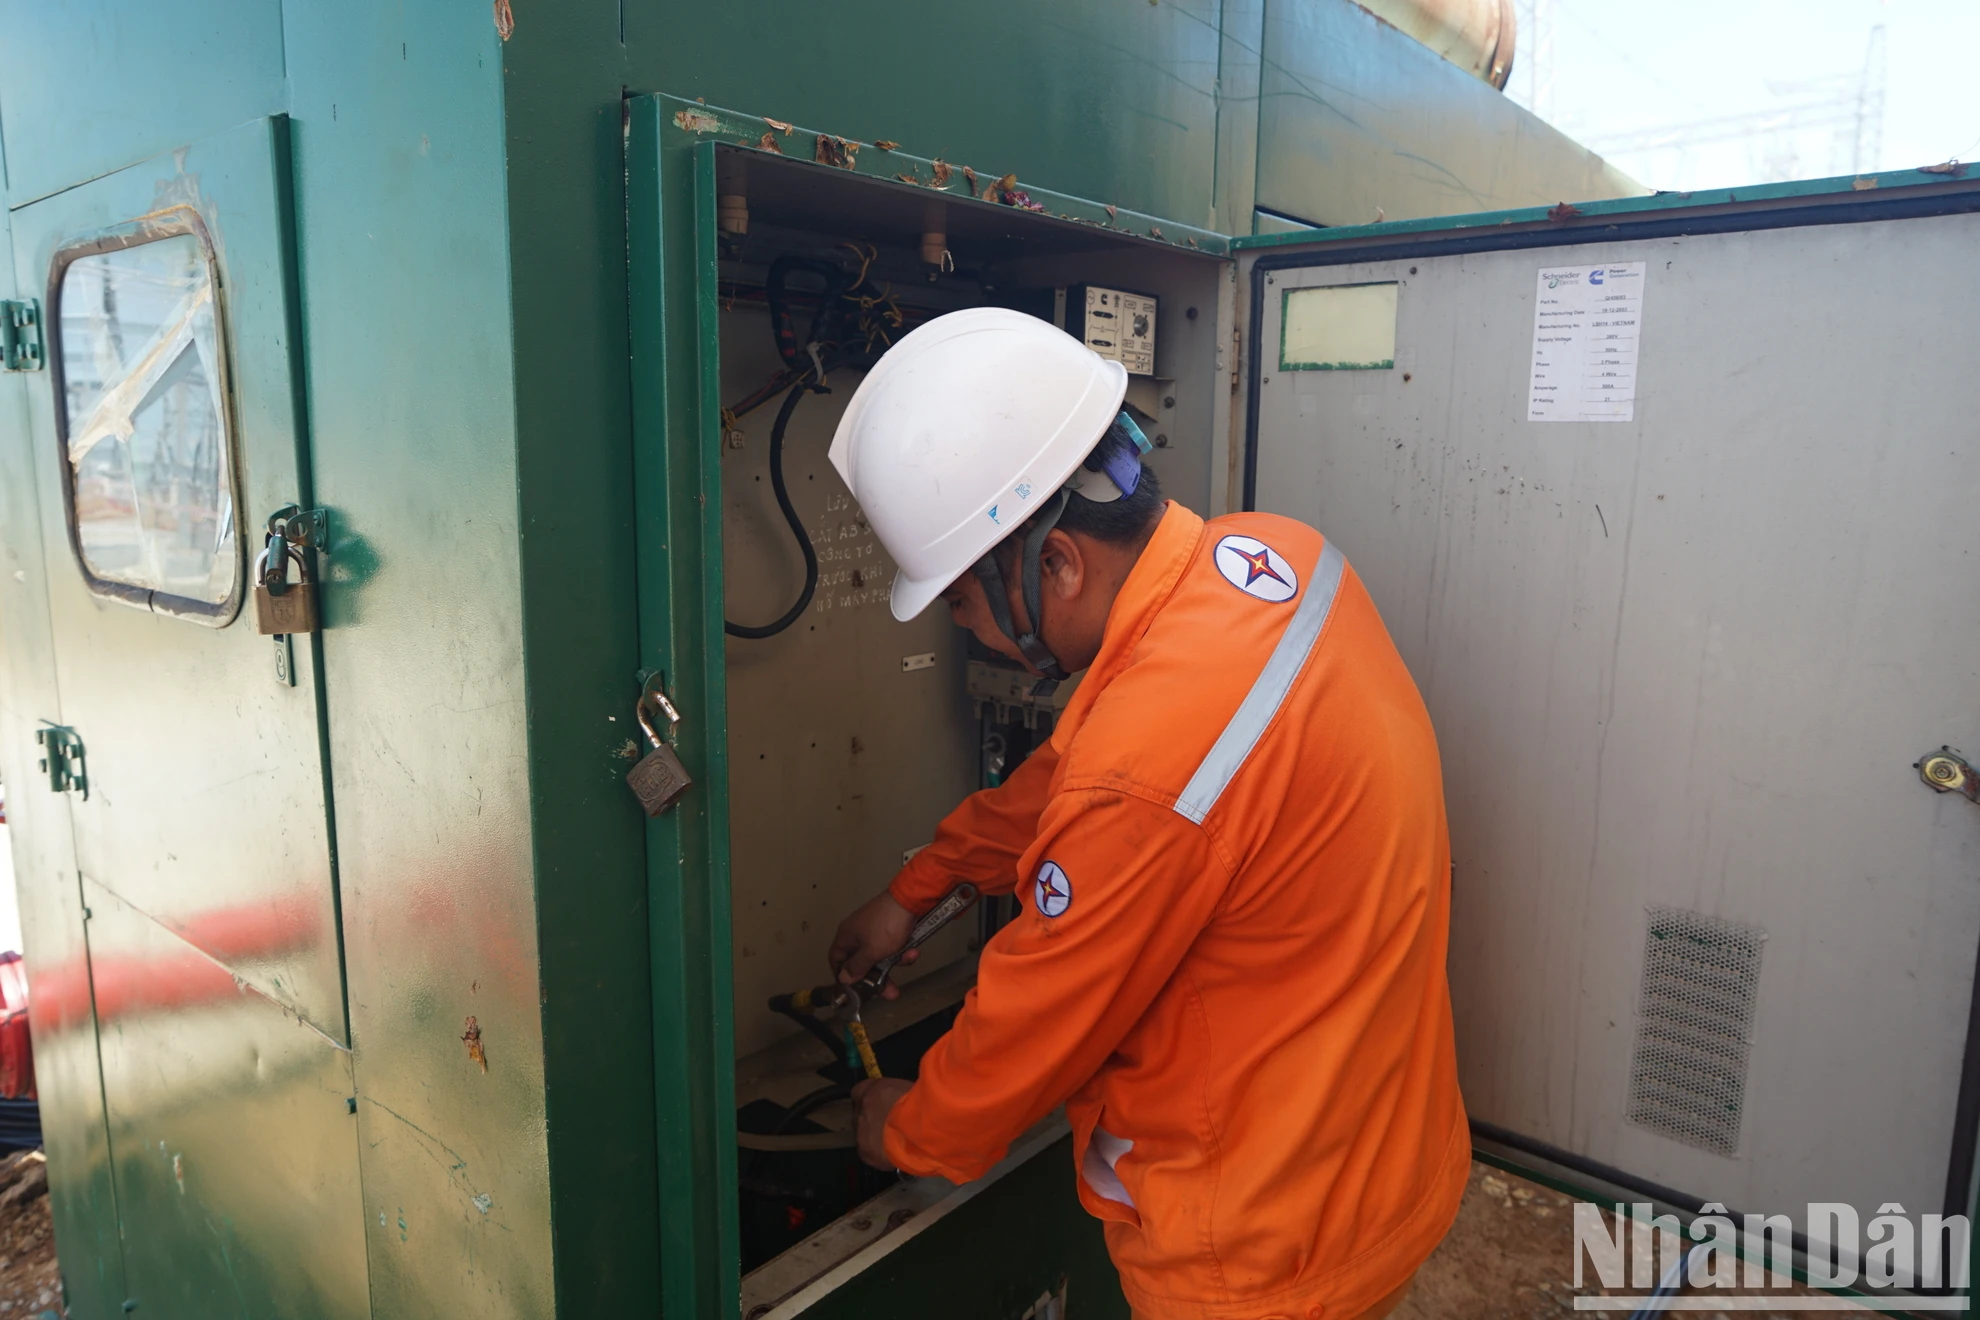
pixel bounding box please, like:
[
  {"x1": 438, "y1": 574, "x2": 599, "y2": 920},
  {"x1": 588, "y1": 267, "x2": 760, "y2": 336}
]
[{"x1": 815, "y1": 134, "x2": 860, "y2": 169}]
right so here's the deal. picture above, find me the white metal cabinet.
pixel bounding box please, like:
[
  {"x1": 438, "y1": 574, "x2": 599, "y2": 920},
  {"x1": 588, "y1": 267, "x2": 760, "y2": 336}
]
[{"x1": 1236, "y1": 176, "x2": 1980, "y2": 1245}]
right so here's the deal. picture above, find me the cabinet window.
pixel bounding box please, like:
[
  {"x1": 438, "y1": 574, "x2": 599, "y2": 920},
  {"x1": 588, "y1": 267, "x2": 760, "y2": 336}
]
[
  {"x1": 52, "y1": 222, "x2": 239, "y2": 617},
  {"x1": 1279, "y1": 282, "x2": 1398, "y2": 371}
]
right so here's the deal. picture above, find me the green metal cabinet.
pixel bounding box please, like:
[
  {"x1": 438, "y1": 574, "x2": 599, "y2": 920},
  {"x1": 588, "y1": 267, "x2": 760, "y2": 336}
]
[
  {"x1": 0, "y1": 2, "x2": 1648, "y2": 1318},
  {"x1": 8, "y1": 116, "x2": 363, "y2": 1318}
]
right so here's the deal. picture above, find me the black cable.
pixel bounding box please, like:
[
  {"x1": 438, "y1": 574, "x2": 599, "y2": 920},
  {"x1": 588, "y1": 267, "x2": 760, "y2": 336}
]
[
  {"x1": 769, "y1": 1082, "x2": 853, "y2": 1136},
  {"x1": 725, "y1": 382, "x2": 822, "y2": 639},
  {"x1": 768, "y1": 991, "x2": 850, "y2": 1058},
  {"x1": 726, "y1": 249, "x2": 898, "y2": 641}
]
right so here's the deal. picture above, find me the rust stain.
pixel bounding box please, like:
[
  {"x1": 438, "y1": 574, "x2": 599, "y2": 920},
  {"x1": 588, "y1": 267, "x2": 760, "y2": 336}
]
[
  {"x1": 896, "y1": 173, "x2": 926, "y2": 186},
  {"x1": 874, "y1": 140, "x2": 900, "y2": 151},
  {"x1": 756, "y1": 130, "x2": 783, "y2": 154},
  {"x1": 1149, "y1": 225, "x2": 1163, "y2": 238},
  {"x1": 1105, "y1": 204, "x2": 1118, "y2": 221},
  {"x1": 1851, "y1": 176, "x2": 1879, "y2": 190},
  {"x1": 461, "y1": 1016, "x2": 488, "y2": 1072},
  {"x1": 1546, "y1": 202, "x2": 1583, "y2": 222},
  {"x1": 930, "y1": 158, "x2": 953, "y2": 189},
  {"x1": 493, "y1": 0, "x2": 514, "y2": 40},
  {"x1": 961, "y1": 165, "x2": 980, "y2": 197},
  {"x1": 673, "y1": 109, "x2": 722, "y2": 135},
  {"x1": 1920, "y1": 160, "x2": 1969, "y2": 176},
  {"x1": 764, "y1": 118, "x2": 794, "y2": 134}
]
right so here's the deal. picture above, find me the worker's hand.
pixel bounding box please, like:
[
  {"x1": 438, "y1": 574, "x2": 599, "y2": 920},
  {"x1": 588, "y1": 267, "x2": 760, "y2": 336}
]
[
  {"x1": 828, "y1": 889, "x2": 918, "y2": 999},
  {"x1": 852, "y1": 1077, "x2": 913, "y2": 1170}
]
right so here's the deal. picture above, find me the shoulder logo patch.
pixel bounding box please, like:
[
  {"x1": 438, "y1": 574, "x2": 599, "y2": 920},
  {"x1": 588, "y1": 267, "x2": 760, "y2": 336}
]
[
  {"x1": 1212, "y1": 534, "x2": 1299, "y2": 603},
  {"x1": 1033, "y1": 861, "x2": 1072, "y2": 918}
]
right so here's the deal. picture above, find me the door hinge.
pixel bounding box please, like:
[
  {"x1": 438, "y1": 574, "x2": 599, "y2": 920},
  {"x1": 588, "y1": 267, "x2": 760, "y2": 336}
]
[
  {"x1": 35, "y1": 724, "x2": 86, "y2": 799},
  {"x1": 1, "y1": 300, "x2": 44, "y2": 372}
]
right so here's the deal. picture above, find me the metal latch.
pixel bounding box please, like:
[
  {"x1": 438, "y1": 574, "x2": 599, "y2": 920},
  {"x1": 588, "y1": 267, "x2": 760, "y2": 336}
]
[
  {"x1": 1917, "y1": 747, "x2": 1978, "y2": 806},
  {"x1": 35, "y1": 724, "x2": 87, "y2": 799},
  {"x1": 1, "y1": 300, "x2": 43, "y2": 372},
  {"x1": 266, "y1": 503, "x2": 330, "y2": 552}
]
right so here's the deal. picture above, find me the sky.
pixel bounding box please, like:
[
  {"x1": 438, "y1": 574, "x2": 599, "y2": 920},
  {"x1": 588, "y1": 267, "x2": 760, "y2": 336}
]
[{"x1": 1503, "y1": 0, "x2": 1980, "y2": 192}]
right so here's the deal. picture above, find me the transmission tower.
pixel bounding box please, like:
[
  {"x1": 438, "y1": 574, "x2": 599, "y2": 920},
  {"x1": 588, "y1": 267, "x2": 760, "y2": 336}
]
[
  {"x1": 1579, "y1": 24, "x2": 1888, "y2": 186},
  {"x1": 1851, "y1": 24, "x2": 1887, "y2": 173},
  {"x1": 1513, "y1": 0, "x2": 1556, "y2": 123}
]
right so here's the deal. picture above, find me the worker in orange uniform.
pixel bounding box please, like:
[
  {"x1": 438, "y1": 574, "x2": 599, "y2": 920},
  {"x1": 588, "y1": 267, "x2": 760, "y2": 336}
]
[{"x1": 825, "y1": 308, "x2": 1467, "y2": 1320}]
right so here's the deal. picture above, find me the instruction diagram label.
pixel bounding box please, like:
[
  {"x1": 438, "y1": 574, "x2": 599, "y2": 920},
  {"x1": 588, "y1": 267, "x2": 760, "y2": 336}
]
[{"x1": 1526, "y1": 262, "x2": 1646, "y2": 423}]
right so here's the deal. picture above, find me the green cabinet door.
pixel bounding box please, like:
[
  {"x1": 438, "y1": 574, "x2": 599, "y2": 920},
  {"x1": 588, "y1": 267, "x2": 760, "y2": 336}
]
[{"x1": 9, "y1": 117, "x2": 368, "y2": 1320}]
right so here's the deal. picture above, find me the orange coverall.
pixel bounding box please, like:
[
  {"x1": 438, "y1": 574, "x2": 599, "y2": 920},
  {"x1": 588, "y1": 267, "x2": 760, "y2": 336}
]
[{"x1": 885, "y1": 502, "x2": 1468, "y2": 1320}]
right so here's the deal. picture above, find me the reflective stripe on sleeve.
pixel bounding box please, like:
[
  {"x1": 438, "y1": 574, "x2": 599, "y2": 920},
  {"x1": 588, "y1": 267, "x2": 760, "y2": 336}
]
[{"x1": 1173, "y1": 539, "x2": 1347, "y2": 825}]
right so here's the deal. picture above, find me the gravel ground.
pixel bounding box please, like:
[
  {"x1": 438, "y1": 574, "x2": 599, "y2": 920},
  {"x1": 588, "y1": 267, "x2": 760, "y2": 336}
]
[
  {"x1": 0, "y1": 1151, "x2": 59, "y2": 1318},
  {"x1": 1398, "y1": 1162, "x2": 1873, "y2": 1319}
]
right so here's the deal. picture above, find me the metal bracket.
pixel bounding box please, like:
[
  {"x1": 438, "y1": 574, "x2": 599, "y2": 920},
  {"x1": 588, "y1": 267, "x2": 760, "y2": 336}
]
[
  {"x1": 266, "y1": 503, "x2": 330, "y2": 552},
  {"x1": 1, "y1": 300, "x2": 44, "y2": 372},
  {"x1": 1917, "y1": 747, "x2": 1979, "y2": 805},
  {"x1": 35, "y1": 724, "x2": 87, "y2": 799}
]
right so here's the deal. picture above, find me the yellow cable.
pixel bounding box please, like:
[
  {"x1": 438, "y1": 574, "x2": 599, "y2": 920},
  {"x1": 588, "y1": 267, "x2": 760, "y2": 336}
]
[{"x1": 848, "y1": 1018, "x2": 882, "y2": 1081}]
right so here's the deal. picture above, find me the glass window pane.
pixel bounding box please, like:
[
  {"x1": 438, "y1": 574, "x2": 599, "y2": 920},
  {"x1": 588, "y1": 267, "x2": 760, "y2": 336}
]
[{"x1": 58, "y1": 233, "x2": 236, "y2": 607}]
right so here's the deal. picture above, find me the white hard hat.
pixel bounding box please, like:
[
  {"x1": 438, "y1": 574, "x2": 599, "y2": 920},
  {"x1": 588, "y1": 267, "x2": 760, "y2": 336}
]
[{"x1": 829, "y1": 307, "x2": 1129, "y2": 622}]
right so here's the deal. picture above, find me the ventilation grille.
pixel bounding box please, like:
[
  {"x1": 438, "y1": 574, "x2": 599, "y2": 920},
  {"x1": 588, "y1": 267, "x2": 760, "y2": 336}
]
[{"x1": 1625, "y1": 906, "x2": 1766, "y2": 1156}]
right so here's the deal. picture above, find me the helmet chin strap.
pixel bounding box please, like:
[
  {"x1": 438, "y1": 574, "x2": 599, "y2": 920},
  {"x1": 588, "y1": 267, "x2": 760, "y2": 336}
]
[{"x1": 970, "y1": 489, "x2": 1070, "y2": 683}]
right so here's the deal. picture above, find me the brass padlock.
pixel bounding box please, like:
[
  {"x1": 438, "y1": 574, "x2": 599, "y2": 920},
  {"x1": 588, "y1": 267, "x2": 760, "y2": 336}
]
[
  {"x1": 628, "y1": 688, "x2": 693, "y2": 816},
  {"x1": 254, "y1": 544, "x2": 319, "y2": 636}
]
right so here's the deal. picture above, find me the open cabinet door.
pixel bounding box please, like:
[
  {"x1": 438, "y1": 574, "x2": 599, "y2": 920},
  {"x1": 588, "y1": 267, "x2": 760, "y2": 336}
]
[
  {"x1": 627, "y1": 94, "x2": 1233, "y2": 1320},
  {"x1": 1238, "y1": 174, "x2": 1980, "y2": 1287}
]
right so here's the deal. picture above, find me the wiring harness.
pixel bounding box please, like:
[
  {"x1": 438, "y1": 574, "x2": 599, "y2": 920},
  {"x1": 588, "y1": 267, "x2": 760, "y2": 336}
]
[{"x1": 724, "y1": 245, "x2": 903, "y2": 639}]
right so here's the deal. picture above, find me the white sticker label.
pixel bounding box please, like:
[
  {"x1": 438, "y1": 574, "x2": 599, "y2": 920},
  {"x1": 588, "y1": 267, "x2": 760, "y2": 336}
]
[
  {"x1": 1527, "y1": 262, "x2": 1646, "y2": 423},
  {"x1": 985, "y1": 473, "x2": 1039, "y2": 529}
]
